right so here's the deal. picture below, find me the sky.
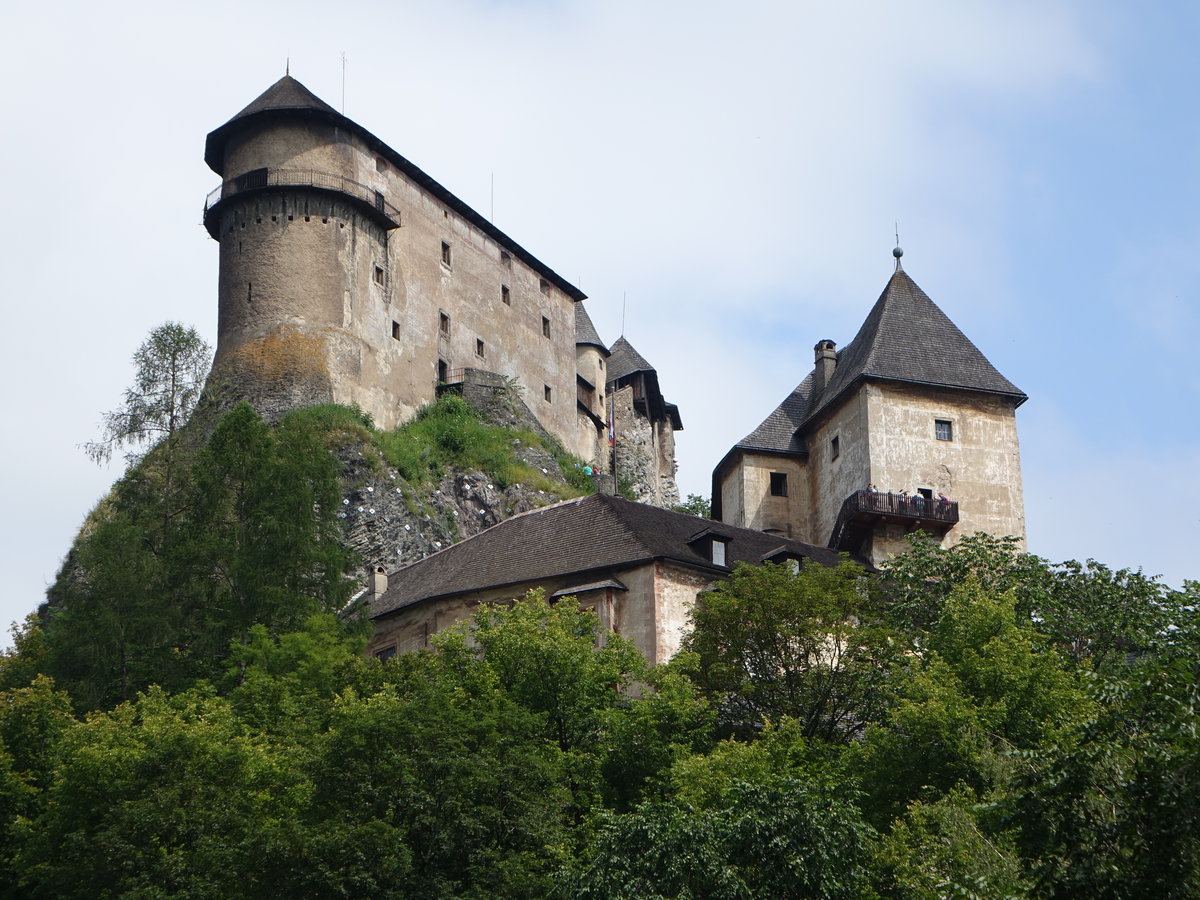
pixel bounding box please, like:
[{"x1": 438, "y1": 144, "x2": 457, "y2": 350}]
[{"x1": 3, "y1": 0, "x2": 1199, "y2": 644}]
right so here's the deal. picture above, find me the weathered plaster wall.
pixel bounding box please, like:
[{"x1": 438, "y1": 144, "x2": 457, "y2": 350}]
[
  {"x1": 805, "y1": 389, "x2": 872, "y2": 547},
  {"x1": 864, "y1": 382, "x2": 1025, "y2": 559},
  {"x1": 212, "y1": 115, "x2": 581, "y2": 445},
  {"x1": 653, "y1": 563, "x2": 715, "y2": 665},
  {"x1": 722, "y1": 452, "x2": 811, "y2": 539}
]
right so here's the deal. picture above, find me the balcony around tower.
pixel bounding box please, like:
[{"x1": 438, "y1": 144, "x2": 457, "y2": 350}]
[
  {"x1": 827, "y1": 489, "x2": 959, "y2": 553},
  {"x1": 203, "y1": 167, "x2": 402, "y2": 238}
]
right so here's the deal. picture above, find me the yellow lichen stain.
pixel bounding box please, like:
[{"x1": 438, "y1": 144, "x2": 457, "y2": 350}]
[{"x1": 226, "y1": 327, "x2": 331, "y2": 382}]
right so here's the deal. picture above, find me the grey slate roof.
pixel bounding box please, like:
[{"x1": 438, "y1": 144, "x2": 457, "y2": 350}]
[
  {"x1": 606, "y1": 336, "x2": 655, "y2": 383},
  {"x1": 809, "y1": 268, "x2": 1026, "y2": 419},
  {"x1": 730, "y1": 267, "x2": 1025, "y2": 458},
  {"x1": 575, "y1": 303, "x2": 608, "y2": 352},
  {"x1": 204, "y1": 77, "x2": 585, "y2": 302},
  {"x1": 370, "y1": 493, "x2": 849, "y2": 619},
  {"x1": 734, "y1": 374, "x2": 814, "y2": 455}
]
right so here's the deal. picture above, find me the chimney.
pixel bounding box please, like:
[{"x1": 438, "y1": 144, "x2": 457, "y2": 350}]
[
  {"x1": 812, "y1": 340, "x2": 837, "y2": 396},
  {"x1": 370, "y1": 565, "x2": 388, "y2": 601}
]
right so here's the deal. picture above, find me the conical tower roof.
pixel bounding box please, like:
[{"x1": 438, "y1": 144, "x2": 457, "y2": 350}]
[
  {"x1": 205, "y1": 75, "x2": 347, "y2": 174},
  {"x1": 574, "y1": 303, "x2": 608, "y2": 352},
  {"x1": 808, "y1": 268, "x2": 1025, "y2": 420},
  {"x1": 607, "y1": 336, "x2": 655, "y2": 382}
]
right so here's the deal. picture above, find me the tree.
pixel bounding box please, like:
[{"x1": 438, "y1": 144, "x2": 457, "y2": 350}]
[
  {"x1": 84, "y1": 322, "x2": 210, "y2": 466},
  {"x1": 670, "y1": 494, "x2": 711, "y2": 518},
  {"x1": 683, "y1": 560, "x2": 898, "y2": 741}
]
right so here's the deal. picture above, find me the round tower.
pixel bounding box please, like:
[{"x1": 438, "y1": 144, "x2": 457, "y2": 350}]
[{"x1": 202, "y1": 76, "x2": 401, "y2": 419}]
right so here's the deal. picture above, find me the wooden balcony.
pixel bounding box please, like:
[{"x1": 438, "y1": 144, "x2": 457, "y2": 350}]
[{"x1": 828, "y1": 489, "x2": 958, "y2": 553}]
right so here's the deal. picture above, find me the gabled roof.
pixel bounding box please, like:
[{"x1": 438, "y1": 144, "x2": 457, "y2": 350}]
[
  {"x1": 370, "y1": 493, "x2": 849, "y2": 619},
  {"x1": 606, "y1": 336, "x2": 655, "y2": 382},
  {"x1": 575, "y1": 303, "x2": 608, "y2": 352},
  {"x1": 808, "y1": 268, "x2": 1026, "y2": 420},
  {"x1": 204, "y1": 76, "x2": 585, "y2": 302}
]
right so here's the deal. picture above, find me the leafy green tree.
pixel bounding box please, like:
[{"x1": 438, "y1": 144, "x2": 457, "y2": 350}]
[
  {"x1": 572, "y1": 743, "x2": 876, "y2": 900},
  {"x1": 13, "y1": 686, "x2": 304, "y2": 900},
  {"x1": 683, "y1": 560, "x2": 898, "y2": 740},
  {"x1": 84, "y1": 322, "x2": 211, "y2": 466},
  {"x1": 850, "y1": 580, "x2": 1089, "y2": 826},
  {"x1": 670, "y1": 494, "x2": 711, "y2": 518},
  {"x1": 1006, "y1": 627, "x2": 1200, "y2": 898}
]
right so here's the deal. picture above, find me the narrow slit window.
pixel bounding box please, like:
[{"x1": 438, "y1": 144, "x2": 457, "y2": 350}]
[
  {"x1": 539, "y1": 278, "x2": 550, "y2": 295},
  {"x1": 831, "y1": 435, "x2": 840, "y2": 460},
  {"x1": 439, "y1": 312, "x2": 450, "y2": 338},
  {"x1": 501, "y1": 284, "x2": 511, "y2": 305},
  {"x1": 392, "y1": 321, "x2": 401, "y2": 340},
  {"x1": 542, "y1": 315, "x2": 551, "y2": 338},
  {"x1": 374, "y1": 265, "x2": 385, "y2": 286},
  {"x1": 935, "y1": 419, "x2": 953, "y2": 441},
  {"x1": 475, "y1": 338, "x2": 485, "y2": 358},
  {"x1": 500, "y1": 250, "x2": 512, "y2": 268},
  {"x1": 544, "y1": 385, "x2": 552, "y2": 403},
  {"x1": 441, "y1": 241, "x2": 452, "y2": 267}
]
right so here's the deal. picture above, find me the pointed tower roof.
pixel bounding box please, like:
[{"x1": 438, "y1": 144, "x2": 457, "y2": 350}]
[
  {"x1": 606, "y1": 336, "x2": 655, "y2": 382},
  {"x1": 807, "y1": 268, "x2": 1026, "y2": 422},
  {"x1": 574, "y1": 303, "x2": 608, "y2": 352},
  {"x1": 205, "y1": 76, "x2": 343, "y2": 174}
]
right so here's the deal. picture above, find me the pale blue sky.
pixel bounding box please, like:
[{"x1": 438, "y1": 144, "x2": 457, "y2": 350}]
[{"x1": 3, "y1": 1, "x2": 1198, "y2": 643}]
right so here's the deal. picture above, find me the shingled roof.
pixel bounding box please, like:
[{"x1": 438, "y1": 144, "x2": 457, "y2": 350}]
[
  {"x1": 575, "y1": 303, "x2": 608, "y2": 352},
  {"x1": 808, "y1": 268, "x2": 1026, "y2": 420},
  {"x1": 733, "y1": 374, "x2": 814, "y2": 456},
  {"x1": 370, "y1": 493, "x2": 849, "y2": 620},
  {"x1": 606, "y1": 336, "x2": 655, "y2": 383}
]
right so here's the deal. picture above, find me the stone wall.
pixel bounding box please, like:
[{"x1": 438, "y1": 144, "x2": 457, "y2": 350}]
[{"x1": 610, "y1": 385, "x2": 680, "y2": 508}]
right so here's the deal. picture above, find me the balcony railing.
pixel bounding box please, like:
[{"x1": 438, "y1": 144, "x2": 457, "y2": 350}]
[
  {"x1": 828, "y1": 489, "x2": 959, "y2": 552},
  {"x1": 203, "y1": 167, "x2": 401, "y2": 234}
]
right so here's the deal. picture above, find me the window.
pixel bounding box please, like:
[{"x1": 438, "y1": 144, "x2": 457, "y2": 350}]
[
  {"x1": 374, "y1": 264, "x2": 385, "y2": 286},
  {"x1": 712, "y1": 540, "x2": 727, "y2": 567},
  {"x1": 475, "y1": 338, "x2": 485, "y2": 358},
  {"x1": 392, "y1": 321, "x2": 401, "y2": 340},
  {"x1": 544, "y1": 385, "x2": 552, "y2": 403},
  {"x1": 539, "y1": 278, "x2": 550, "y2": 295},
  {"x1": 542, "y1": 315, "x2": 551, "y2": 338},
  {"x1": 374, "y1": 646, "x2": 397, "y2": 662},
  {"x1": 500, "y1": 249, "x2": 512, "y2": 268},
  {"x1": 935, "y1": 419, "x2": 953, "y2": 441},
  {"x1": 441, "y1": 241, "x2": 452, "y2": 267},
  {"x1": 439, "y1": 312, "x2": 450, "y2": 338},
  {"x1": 831, "y1": 435, "x2": 840, "y2": 460},
  {"x1": 437, "y1": 359, "x2": 449, "y2": 383},
  {"x1": 501, "y1": 284, "x2": 511, "y2": 305},
  {"x1": 769, "y1": 472, "x2": 788, "y2": 497}
]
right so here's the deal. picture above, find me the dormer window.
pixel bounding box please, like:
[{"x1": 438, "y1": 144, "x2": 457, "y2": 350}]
[
  {"x1": 711, "y1": 539, "x2": 726, "y2": 567},
  {"x1": 689, "y1": 528, "x2": 732, "y2": 567}
]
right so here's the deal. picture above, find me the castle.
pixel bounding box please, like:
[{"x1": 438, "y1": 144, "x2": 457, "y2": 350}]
[
  {"x1": 202, "y1": 76, "x2": 681, "y2": 507},
  {"x1": 712, "y1": 252, "x2": 1027, "y2": 565},
  {"x1": 202, "y1": 76, "x2": 1028, "y2": 659}
]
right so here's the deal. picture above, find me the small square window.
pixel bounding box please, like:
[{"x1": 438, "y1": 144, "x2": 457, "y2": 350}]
[
  {"x1": 539, "y1": 278, "x2": 550, "y2": 295},
  {"x1": 542, "y1": 315, "x2": 551, "y2": 339},
  {"x1": 831, "y1": 435, "x2": 840, "y2": 460},
  {"x1": 544, "y1": 385, "x2": 552, "y2": 403},
  {"x1": 475, "y1": 338, "x2": 485, "y2": 358},
  {"x1": 441, "y1": 241, "x2": 452, "y2": 267},
  {"x1": 769, "y1": 472, "x2": 788, "y2": 497},
  {"x1": 392, "y1": 321, "x2": 401, "y2": 340},
  {"x1": 935, "y1": 419, "x2": 953, "y2": 441},
  {"x1": 439, "y1": 312, "x2": 450, "y2": 338},
  {"x1": 374, "y1": 264, "x2": 385, "y2": 286},
  {"x1": 501, "y1": 284, "x2": 511, "y2": 305}
]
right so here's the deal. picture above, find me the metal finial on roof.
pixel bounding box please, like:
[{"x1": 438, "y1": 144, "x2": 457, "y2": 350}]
[
  {"x1": 893, "y1": 223, "x2": 904, "y2": 271},
  {"x1": 285, "y1": 56, "x2": 289, "y2": 76}
]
